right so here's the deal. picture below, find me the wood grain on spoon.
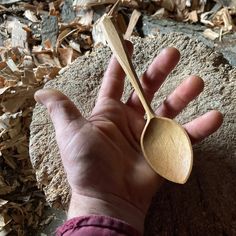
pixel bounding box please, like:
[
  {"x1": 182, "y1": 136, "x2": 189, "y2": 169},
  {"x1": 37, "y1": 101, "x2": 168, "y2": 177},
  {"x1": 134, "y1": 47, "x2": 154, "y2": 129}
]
[{"x1": 100, "y1": 13, "x2": 193, "y2": 184}]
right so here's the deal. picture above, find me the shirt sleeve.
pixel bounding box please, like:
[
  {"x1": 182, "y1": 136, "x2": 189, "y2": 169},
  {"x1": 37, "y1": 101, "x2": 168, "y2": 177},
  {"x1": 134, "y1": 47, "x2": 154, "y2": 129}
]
[{"x1": 56, "y1": 215, "x2": 141, "y2": 236}]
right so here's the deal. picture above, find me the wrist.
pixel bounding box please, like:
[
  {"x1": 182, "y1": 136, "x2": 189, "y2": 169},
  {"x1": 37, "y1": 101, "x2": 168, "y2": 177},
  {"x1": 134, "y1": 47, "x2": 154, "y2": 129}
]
[{"x1": 68, "y1": 192, "x2": 145, "y2": 233}]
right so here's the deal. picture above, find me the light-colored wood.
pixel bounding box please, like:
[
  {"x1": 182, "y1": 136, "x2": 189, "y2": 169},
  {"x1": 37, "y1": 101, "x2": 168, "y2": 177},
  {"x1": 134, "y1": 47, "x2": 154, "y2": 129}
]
[
  {"x1": 100, "y1": 14, "x2": 193, "y2": 184},
  {"x1": 73, "y1": 0, "x2": 138, "y2": 8},
  {"x1": 101, "y1": 14, "x2": 155, "y2": 120},
  {"x1": 11, "y1": 20, "x2": 28, "y2": 49},
  {"x1": 124, "y1": 9, "x2": 141, "y2": 39},
  {"x1": 141, "y1": 118, "x2": 193, "y2": 183}
]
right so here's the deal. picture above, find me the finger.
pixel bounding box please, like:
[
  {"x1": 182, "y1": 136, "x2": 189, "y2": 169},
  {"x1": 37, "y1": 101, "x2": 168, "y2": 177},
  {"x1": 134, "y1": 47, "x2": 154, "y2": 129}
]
[
  {"x1": 184, "y1": 110, "x2": 223, "y2": 144},
  {"x1": 98, "y1": 40, "x2": 133, "y2": 101},
  {"x1": 34, "y1": 89, "x2": 86, "y2": 133},
  {"x1": 156, "y1": 76, "x2": 204, "y2": 118},
  {"x1": 127, "y1": 47, "x2": 180, "y2": 114}
]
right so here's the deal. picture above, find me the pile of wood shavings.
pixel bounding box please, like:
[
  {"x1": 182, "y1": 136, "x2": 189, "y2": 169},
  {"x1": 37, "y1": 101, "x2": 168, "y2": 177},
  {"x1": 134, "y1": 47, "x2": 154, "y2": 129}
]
[
  {"x1": 0, "y1": 1, "x2": 94, "y2": 235},
  {"x1": 74, "y1": 0, "x2": 236, "y2": 41},
  {"x1": 0, "y1": 0, "x2": 235, "y2": 235}
]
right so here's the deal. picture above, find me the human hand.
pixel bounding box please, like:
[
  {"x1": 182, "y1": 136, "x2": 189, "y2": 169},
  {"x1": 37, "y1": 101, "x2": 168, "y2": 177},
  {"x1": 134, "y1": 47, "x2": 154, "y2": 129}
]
[{"x1": 34, "y1": 45, "x2": 223, "y2": 233}]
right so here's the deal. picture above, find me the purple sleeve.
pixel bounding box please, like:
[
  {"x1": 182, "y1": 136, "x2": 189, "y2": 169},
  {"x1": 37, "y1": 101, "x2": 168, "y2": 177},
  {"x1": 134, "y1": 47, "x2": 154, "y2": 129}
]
[{"x1": 56, "y1": 215, "x2": 141, "y2": 236}]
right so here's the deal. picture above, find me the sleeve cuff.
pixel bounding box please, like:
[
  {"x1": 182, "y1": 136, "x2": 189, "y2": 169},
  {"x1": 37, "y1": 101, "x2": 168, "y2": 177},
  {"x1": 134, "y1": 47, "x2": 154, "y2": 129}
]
[{"x1": 56, "y1": 215, "x2": 141, "y2": 236}]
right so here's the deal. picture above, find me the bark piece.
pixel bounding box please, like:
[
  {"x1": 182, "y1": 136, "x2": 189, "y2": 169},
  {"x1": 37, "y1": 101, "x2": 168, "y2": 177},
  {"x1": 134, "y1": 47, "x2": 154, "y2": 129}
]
[
  {"x1": 41, "y1": 15, "x2": 59, "y2": 48},
  {"x1": 61, "y1": 0, "x2": 76, "y2": 23}
]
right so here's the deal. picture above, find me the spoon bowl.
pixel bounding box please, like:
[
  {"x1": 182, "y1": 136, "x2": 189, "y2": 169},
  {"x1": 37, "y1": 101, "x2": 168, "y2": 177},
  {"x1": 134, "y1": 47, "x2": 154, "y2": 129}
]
[
  {"x1": 101, "y1": 14, "x2": 193, "y2": 183},
  {"x1": 141, "y1": 117, "x2": 192, "y2": 183}
]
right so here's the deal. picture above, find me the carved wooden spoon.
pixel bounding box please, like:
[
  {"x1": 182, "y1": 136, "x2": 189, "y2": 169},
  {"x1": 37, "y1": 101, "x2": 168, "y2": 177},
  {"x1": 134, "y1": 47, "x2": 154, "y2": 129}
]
[{"x1": 101, "y1": 14, "x2": 193, "y2": 184}]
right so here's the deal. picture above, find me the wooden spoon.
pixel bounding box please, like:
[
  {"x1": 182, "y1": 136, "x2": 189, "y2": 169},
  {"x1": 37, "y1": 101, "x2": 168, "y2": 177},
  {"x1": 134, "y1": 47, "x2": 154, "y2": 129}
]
[{"x1": 100, "y1": 14, "x2": 193, "y2": 184}]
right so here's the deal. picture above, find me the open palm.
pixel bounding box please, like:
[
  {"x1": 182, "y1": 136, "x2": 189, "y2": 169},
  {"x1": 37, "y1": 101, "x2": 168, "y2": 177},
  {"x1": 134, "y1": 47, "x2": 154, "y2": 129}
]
[{"x1": 35, "y1": 46, "x2": 222, "y2": 232}]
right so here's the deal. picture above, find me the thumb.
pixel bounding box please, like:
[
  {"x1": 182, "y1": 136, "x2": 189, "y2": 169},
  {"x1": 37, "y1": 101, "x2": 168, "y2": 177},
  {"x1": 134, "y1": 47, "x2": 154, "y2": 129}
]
[{"x1": 34, "y1": 89, "x2": 86, "y2": 133}]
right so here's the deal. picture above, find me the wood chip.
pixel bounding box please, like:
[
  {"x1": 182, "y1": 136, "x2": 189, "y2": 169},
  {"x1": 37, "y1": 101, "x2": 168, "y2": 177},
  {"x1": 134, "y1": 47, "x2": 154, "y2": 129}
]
[
  {"x1": 188, "y1": 10, "x2": 198, "y2": 22},
  {"x1": 0, "y1": 199, "x2": 8, "y2": 208},
  {"x1": 203, "y1": 28, "x2": 220, "y2": 40},
  {"x1": 78, "y1": 9, "x2": 94, "y2": 26},
  {"x1": 92, "y1": 20, "x2": 107, "y2": 46},
  {"x1": 73, "y1": 0, "x2": 139, "y2": 8},
  {"x1": 152, "y1": 8, "x2": 168, "y2": 19},
  {"x1": 6, "y1": 59, "x2": 19, "y2": 73},
  {"x1": 69, "y1": 40, "x2": 81, "y2": 53},
  {"x1": 56, "y1": 28, "x2": 78, "y2": 50},
  {"x1": 58, "y1": 48, "x2": 73, "y2": 66},
  {"x1": 0, "y1": 87, "x2": 10, "y2": 95},
  {"x1": 161, "y1": 0, "x2": 175, "y2": 12},
  {"x1": 221, "y1": 8, "x2": 234, "y2": 31},
  {"x1": 124, "y1": 9, "x2": 141, "y2": 39},
  {"x1": 0, "y1": 0, "x2": 22, "y2": 4},
  {"x1": 24, "y1": 10, "x2": 39, "y2": 23}
]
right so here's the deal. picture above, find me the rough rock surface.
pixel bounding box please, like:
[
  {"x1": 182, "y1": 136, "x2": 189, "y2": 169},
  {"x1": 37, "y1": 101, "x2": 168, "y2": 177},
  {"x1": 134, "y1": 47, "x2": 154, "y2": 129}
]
[{"x1": 30, "y1": 33, "x2": 236, "y2": 234}]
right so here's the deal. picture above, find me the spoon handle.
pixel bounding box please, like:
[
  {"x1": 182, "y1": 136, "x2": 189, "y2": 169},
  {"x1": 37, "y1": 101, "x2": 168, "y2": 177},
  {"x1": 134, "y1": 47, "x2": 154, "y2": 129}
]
[{"x1": 100, "y1": 14, "x2": 155, "y2": 120}]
